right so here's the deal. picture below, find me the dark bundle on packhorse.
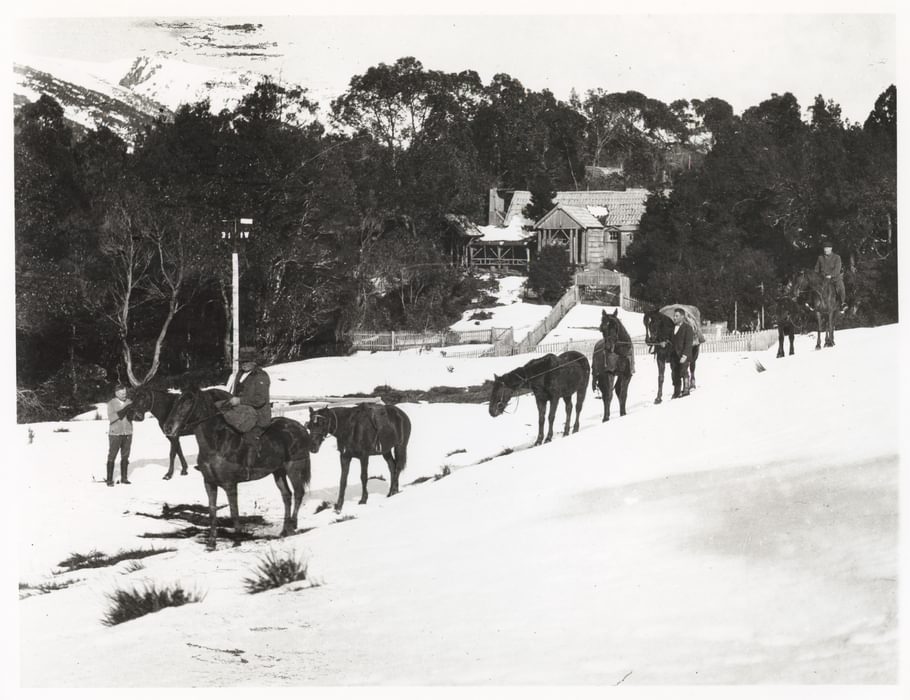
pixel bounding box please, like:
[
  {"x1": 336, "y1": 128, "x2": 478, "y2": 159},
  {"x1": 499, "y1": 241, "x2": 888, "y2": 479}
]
[
  {"x1": 787, "y1": 269, "x2": 838, "y2": 350},
  {"x1": 489, "y1": 350, "x2": 589, "y2": 446},
  {"x1": 128, "y1": 384, "x2": 193, "y2": 479},
  {"x1": 162, "y1": 387, "x2": 312, "y2": 550},
  {"x1": 642, "y1": 306, "x2": 701, "y2": 404},
  {"x1": 306, "y1": 403, "x2": 411, "y2": 512},
  {"x1": 592, "y1": 309, "x2": 634, "y2": 421}
]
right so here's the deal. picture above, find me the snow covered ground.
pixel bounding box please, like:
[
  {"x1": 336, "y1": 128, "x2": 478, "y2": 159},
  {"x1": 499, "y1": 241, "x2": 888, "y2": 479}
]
[
  {"x1": 540, "y1": 303, "x2": 645, "y2": 345},
  {"x1": 449, "y1": 275, "x2": 551, "y2": 343},
  {"x1": 14, "y1": 323, "x2": 902, "y2": 688}
]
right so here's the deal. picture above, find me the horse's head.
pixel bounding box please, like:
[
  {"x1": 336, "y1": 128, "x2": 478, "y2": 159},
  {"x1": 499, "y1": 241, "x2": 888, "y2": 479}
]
[
  {"x1": 600, "y1": 308, "x2": 630, "y2": 352},
  {"x1": 128, "y1": 385, "x2": 155, "y2": 421},
  {"x1": 162, "y1": 387, "x2": 207, "y2": 437},
  {"x1": 489, "y1": 372, "x2": 522, "y2": 417},
  {"x1": 305, "y1": 407, "x2": 332, "y2": 452}
]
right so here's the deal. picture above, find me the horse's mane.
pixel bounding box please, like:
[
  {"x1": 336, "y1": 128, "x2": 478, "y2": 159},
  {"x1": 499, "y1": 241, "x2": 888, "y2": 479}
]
[{"x1": 499, "y1": 354, "x2": 557, "y2": 387}]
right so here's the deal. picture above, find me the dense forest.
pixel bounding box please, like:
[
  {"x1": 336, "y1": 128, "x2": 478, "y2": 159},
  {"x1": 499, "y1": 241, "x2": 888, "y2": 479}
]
[{"x1": 14, "y1": 56, "x2": 897, "y2": 419}]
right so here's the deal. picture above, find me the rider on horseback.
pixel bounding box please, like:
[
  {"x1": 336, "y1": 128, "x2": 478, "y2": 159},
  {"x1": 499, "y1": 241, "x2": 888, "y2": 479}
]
[
  {"x1": 814, "y1": 240, "x2": 848, "y2": 314},
  {"x1": 225, "y1": 346, "x2": 271, "y2": 472}
]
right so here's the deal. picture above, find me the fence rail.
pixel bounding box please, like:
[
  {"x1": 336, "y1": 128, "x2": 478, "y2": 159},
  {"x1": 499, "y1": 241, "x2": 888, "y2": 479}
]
[{"x1": 346, "y1": 288, "x2": 772, "y2": 357}]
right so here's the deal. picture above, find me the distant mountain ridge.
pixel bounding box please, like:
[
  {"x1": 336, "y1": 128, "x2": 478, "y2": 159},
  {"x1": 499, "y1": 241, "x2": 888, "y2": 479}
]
[{"x1": 14, "y1": 52, "x2": 267, "y2": 144}]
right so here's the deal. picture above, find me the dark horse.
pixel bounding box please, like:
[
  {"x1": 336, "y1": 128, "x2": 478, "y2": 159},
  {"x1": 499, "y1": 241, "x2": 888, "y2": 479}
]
[
  {"x1": 489, "y1": 351, "x2": 589, "y2": 445},
  {"x1": 788, "y1": 269, "x2": 838, "y2": 350},
  {"x1": 306, "y1": 403, "x2": 411, "y2": 512},
  {"x1": 162, "y1": 387, "x2": 312, "y2": 550},
  {"x1": 642, "y1": 308, "x2": 700, "y2": 404},
  {"x1": 771, "y1": 295, "x2": 804, "y2": 358},
  {"x1": 592, "y1": 309, "x2": 634, "y2": 421},
  {"x1": 128, "y1": 384, "x2": 193, "y2": 479}
]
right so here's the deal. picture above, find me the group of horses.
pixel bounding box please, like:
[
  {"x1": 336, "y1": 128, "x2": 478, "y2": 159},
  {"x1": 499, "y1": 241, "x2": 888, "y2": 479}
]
[
  {"x1": 488, "y1": 307, "x2": 697, "y2": 448},
  {"x1": 124, "y1": 268, "x2": 839, "y2": 551},
  {"x1": 126, "y1": 385, "x2": 411, "y2": 550}
]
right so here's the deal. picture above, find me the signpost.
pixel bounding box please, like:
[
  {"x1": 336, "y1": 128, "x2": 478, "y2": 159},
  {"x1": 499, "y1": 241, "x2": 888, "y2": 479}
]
[{"x1": 220, "y1": 217, "x2": 254, "y2": 380}]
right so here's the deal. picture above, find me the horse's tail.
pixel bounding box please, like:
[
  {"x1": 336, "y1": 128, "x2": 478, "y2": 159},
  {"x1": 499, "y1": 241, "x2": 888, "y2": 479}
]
[{"x1": 390, "y1": 406, "x2": 411, "y2": 472}]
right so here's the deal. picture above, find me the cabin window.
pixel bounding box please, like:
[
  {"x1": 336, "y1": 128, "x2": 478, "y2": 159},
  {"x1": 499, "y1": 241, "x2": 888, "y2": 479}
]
[{"x1": 608, "y1": 230, "x2": 620, "y2": 242}]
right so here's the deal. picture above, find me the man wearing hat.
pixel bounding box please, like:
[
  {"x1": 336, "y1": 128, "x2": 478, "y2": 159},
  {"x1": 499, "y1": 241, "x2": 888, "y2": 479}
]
[
  {"x1": 226, "y1": 346, "x2": 272, "y2": 470},
  {"x1": 814, "y1": 240, "x2": 848, "y2": 313},
  {"x1": 670, "y1": 307, "x2": 695, "y2": 398}
]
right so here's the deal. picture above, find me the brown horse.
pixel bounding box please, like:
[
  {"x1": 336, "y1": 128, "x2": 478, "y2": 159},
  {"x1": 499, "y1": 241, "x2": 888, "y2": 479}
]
[
  {"x1": 306, "y1": 403, "x2": 411, "y2": 512},
  {"x1": 489, "y1": 351, "x2": 589, "y2": 445},
  {"x1": 162, "y1": 387, "x2": 312, "y2": 550},
  {"x1": 592, "y1": 309, "x2": 634, "y2": 421},
  {"x1": 788, "y1": 270, "x2": 838, "y2": 349}
]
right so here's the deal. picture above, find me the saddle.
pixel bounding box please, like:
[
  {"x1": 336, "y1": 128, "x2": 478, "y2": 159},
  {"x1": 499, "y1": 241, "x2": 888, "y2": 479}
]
[{"x1": 219, "y1": 403, "x2": 258, "y2": 433}]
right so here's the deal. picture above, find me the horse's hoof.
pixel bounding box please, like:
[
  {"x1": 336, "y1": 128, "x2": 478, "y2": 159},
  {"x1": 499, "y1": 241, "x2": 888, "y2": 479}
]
[
  {"x1": 358, "y1": 498, "x2": 368, "y2": 505},
  {"x1": 654, "y1": 398, "x2": 662, "y2": 405},
  {"x1": 181, "y1": 470, "x2": 188, "y2": 476},
  {"x1": 232, "y1": 540, "x2": 242, "y2": 548},
  {"x1": 206, "y1": 542, "x2": 216, "y2": 552},
  {"x1": 334, "y1": 504, "x2": 343, "y2": 513},
  {"x1": 776, "y1": 353, "x2": 784, "y2": 359},
  {"x1": 163, "y1": 475, "x2": 171, "y2": 481}
]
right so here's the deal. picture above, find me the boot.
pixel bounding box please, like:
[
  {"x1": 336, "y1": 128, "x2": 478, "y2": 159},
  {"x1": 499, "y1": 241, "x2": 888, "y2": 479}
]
[
  {"x1": 105, "y1": 462, "x2": 115, "y2": 487},
  {"x1": 680, "y1": 376, "x2": 690, "y2": 397},
  {"x1": 120, "y1": 462, "x2": 131, "y2": 485}
]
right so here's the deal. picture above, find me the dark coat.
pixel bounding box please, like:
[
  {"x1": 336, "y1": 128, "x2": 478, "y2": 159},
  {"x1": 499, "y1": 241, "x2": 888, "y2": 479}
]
[
  {"x1": 671, "y1": 322, "x2": 695, "y2": 360},
  {"x1": 814, "y1": 252, "x2": 843, "y2": 278},
  {"x1": 232, "y1": 366, "x2": 271, "y2": 428}
]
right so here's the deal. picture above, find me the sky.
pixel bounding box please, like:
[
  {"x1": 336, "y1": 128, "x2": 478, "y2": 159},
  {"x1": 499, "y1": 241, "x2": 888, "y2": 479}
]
[{"x1": 11, "y1": 2, "x2": 898, "y2": 124}]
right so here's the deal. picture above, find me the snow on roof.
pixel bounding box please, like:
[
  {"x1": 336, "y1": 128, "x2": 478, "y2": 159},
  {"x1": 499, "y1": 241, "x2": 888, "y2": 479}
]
[{"x1": 475, "y1": 214, "x2": 535, "y2": 242}]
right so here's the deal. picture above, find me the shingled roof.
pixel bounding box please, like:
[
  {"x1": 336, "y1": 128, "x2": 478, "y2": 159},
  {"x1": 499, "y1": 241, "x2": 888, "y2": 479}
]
[{"x1": 501, "y1": 189, "x2": 651, "y2": 228}]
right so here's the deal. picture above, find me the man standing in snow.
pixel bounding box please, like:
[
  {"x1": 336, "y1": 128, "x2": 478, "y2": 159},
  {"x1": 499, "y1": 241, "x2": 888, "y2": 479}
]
[
  {"x1": 671, "y1": 308, "x2": 694, "y2": 398},
  {"x1": 814, "y1": 240, "x2": 848, "y2": 313},
  {"x1": 223, "y1": 346, "x2": 271, "y2": 472},
  {"x1": 105, "y1": 385, "x2": 133, "y2": 486}
]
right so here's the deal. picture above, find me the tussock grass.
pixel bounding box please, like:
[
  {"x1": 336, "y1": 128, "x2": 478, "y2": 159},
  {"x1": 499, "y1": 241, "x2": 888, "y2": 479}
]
[
  {"x1": 58, "y1": 547, "x2": 175, "y2": 572},
  {"x1": 19, "y1": 578, "x2": 83, "y2": 598},
  {"x1": 102, "y1": 583, "x2": 203, "y2": 626},
  {"x1": 478, "y1": 448, "x2": 514, "y2": 464},
  {"x1": 243, "y1": 550, "x2": 310, "y2": 594},
  {"x1": 121, "y1": 560, "x2": 146, "y2": 574}
]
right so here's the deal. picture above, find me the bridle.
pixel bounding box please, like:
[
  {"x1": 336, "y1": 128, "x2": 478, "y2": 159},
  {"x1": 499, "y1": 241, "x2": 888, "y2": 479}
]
[
  {"x1": 170, "y1": 391, "x2": 223, "y2": 432},
  {"x1": 309, "y1": 410, "x2": 338, "y2": 443}
]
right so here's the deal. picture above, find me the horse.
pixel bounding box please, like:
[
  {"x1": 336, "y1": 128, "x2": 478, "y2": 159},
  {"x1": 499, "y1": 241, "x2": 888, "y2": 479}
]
[
  {"x1": 162, "y1": 387, "x2": 312, "y2": 550},
  {"x1": 305, "y1": 403, "x2": 411, "y2": 512},
  {"x1": 489, "y1": 351, "x2": 589, "y2": 446},
  {"x1": 643, "y1": 307, "x2": 701, "y2": 404},
  {"x1": 788, "y1": 269, "x2": 838, "y2": 349},
  {"x1": 592, "y1": 309, "x2": 634, "y2": 421},
  {"x1": 771, "y1": 295, "x2": 804, "y2": 358},
  {"x1": 128, "y1": 384, "x2": 193, "y2": 479}
]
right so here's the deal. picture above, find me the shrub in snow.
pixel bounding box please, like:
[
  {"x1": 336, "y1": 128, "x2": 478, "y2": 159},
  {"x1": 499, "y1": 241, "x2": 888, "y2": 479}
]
[
  {"x1": 58, "y1": 547, "x2": 175, "y2": 573},
  {"x1": 243, "y1": 550, "x2": 310, "y2": 594},
  {"x1": 102, "y1": 583, "x2": 203, "y2": 625}
]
